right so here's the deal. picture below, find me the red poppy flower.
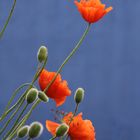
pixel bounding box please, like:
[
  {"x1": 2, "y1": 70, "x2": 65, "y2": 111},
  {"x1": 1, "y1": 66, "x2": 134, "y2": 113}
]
[
  {"x1": 46, "y1": 112, "x2": 95, "y2": 140},
  {"x1": 75, "y1": 0, "x2": 113, "y2": 24},
  {"x1": 38, "y1": 69, "x2": 71, "y2": 107}
]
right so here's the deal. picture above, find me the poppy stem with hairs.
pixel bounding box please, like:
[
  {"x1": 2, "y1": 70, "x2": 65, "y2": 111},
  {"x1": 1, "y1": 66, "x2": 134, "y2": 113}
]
[
  {"x1": 6, "y1": 100, "x2": 41, "y2": 140},
  {"x1": 44, "y1": 23, "x2": 91, "y2": 93},
  {"x1": 0, "y1": 0, "x2": 17, "y2": 39},
  {"x1": 3, "y1": 104, "x2": 28, "y2": 139},
  {"x1": 49, "y1": 136, "x2": 57, "y2": 140},
  {"x1": 0, "y1": 83, "x2": 35, "y2": 122},
  {"x1": 65, "y1": 104, "x2": 79, "y2": 140},
  {"x1": 0, "y1": 57, "x2": 47, "y2": 122},
  {"x1": 1, "y1": 58, "x2": 47, "y2": 139}
]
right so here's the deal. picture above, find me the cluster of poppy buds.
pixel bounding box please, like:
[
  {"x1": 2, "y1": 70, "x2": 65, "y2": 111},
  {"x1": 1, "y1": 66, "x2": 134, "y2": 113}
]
[
  {"x1": 17, "y1": 122, "x2": 43, "y2": 139},
  {"x1": 26, "y1": 88, "x2": 49, "y2": 104}
]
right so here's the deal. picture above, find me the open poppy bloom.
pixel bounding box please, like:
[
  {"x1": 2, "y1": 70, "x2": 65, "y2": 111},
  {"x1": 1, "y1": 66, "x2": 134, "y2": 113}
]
[
  {"x1": 46, "y1": 112, "x2": 95, "y2": 140},
  {"x1": 39, "y1": 69, "x2": 71, "y2": 107},
  {"x1": 75, "y1": 0, "x2": 113, "y2": 24}
]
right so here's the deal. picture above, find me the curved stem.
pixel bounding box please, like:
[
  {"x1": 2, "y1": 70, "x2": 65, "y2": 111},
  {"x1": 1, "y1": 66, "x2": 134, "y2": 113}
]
[
  {"x1": 7, "y1": 100, "x2": 41, "y2": 140},
  {"x1": 3, "y1": 104, "x2": 28, "y2": 139},
  {"x1": 49, "y1": 136, "x2": 57, "y2": 140},
  {"x1": 2, "y1": 58, "x2": 47, "y2": 139},
  {"x1": 65, "y1": 104, "x2": 79, "y2": 140},
  {"x1": 0, "y1": 83, "x2": 33, "y2": 122},
  {"x1": 0, "y1": 0, "x2": 17, "y2": 38},
  {"x1": 44, "y1": 23, "x2": 91, "y2": 93},
  {"x1": 0, "y1": 56, "x2": 47, "y2": 122},
  {"x1": 69, "y1": 104, "x2": 79, "y2": 125},
  {"x1": 0, "y1": 98, "x2": 24, "y2": 135}
]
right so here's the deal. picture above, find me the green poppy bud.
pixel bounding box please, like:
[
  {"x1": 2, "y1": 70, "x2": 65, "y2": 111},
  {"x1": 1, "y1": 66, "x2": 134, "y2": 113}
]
[
  {"x1": 56, "y1": 123, "x2": 69, "y2": 137},
  {"x1": 29, "y1": 122, "x2": 43, "y2": 139},
  {"x1": 38, "y1": 91, "x2": 49, "y2": 103},
  {"x1": 37, "y1": 46, "x2": 48, "y2": 63},
  {"x1": 26, "y1": 88, "x2": 38, "y2": 104},
  {"x1": 17, "y1": 125, "x2": 30, "y2": 138},
  {"x1": 74, "y1": 88, "x2": 84, "y2": 104}
]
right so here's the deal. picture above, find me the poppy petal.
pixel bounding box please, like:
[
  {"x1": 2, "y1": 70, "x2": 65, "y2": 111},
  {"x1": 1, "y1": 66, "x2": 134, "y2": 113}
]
[{"x1": 46, "y1": 120, "x2": 60, "y2": 136}]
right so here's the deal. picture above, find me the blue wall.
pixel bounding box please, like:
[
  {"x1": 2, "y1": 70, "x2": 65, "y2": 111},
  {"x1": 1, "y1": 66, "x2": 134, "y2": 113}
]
[{"x1": 0, "y1": 0, "x2": 140, "y2": 139}]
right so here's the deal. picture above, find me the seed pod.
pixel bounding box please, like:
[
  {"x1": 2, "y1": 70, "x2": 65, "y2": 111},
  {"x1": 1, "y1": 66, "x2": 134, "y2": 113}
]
[
  {"x1": 37, "y1": 46, "x2": 48, "y2": 63},
  {"x1": 56, "y1": 123, "x2": 69, "y2": 137},
  {"x1": 29, "y1": 122, "x2": 43, "y2": 139},
  {"x1": 38, "y1": 91, "x2": 49, "y2": 103},
  {"x1": 26, "y1": 88, "x2": 38, "y2": 104},
  {"x1": 17, "y1": 125, "x2": 30, "y2": 138},
  {"x1": 74, "y1": 88, "x2": 84, "y2": 104}
]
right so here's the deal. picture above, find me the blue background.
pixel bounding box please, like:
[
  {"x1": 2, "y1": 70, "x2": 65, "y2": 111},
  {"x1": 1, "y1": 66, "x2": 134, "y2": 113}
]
[{"x1": 0, "y1": 0, "x2": 140, "y2": 139}]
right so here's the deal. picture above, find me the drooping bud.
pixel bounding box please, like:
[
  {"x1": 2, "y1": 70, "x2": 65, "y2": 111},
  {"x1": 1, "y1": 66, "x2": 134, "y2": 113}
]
[
  {"x1": 37, "y1": 46, "x2": 48, "y2": 63},
  {"x1": 38, "y1": 91, "x2": 49, "y2": 103},
  {"x1": 74, "y1": 88, "x2": 84, "y2": 104},
  {"x1": 17, "y1": 125, "x2": 30, "y2": 138},
  {"x1": 29, "y1": 122, "x2": 43, "y2": 139},
  {"x1": 56, "y1": 123, "x2": 69, "y2": 137},
  {"x1": 26, "y1": 88, "x2": 38, "y2": 104}
]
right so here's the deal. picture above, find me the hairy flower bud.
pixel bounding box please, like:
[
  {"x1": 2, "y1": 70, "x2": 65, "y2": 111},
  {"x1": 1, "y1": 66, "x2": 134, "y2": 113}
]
[
  {"x1": 56, "y1": 123, "x2": 69, "y2": 137},
  {"x1": 74, "y1": 88, "x2": 84, "y2": 104},
  {"x1": 38, "y1": 91, "x2": 49, "y2": 103},
  {"x1": 29, "y1": 122, "x2": 43, "y2": 139},
  {"x1": 37, "y1": 46, "x2": 48, "y2": 63},
  {"x1": 17, "y1": 125, "x2": 30, "y2": 138},
  {"x1": 26, "y1": 88, "x2": 38, "y2": 104}
]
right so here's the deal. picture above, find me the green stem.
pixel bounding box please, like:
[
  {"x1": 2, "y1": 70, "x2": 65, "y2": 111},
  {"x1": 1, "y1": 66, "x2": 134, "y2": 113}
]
[
  {"x1": 2, "y1": 58, "x2": 47, "y2": 139},
  {"x1": 44, "y1": 23, "x2": 91, "y2": 93},
  {"x1": 0, "y1": 83, "x2": 33, "y2": 122},
  {"x1": 49, "y1": 136, "x2": 57, "y2": 140},
  {"x1": 0, "y1": 0, "x2": 17, "y2": 38},
  {"x1": 0, "y1": 57, "x2": 47, "y2": 123},
  {"x1": 65, "y1": 104, "x2": 79, "y2": 140},
  {"x1": 69, "y1": 104, "x2": 79, "y2": 125},
  {"x1": 7, "y1": 100, "x2": 41, "y2": 140},
  {"x1": 0, "y1": 98, "x2": 24, "y2": 135},
  {"x1": 3, "y1": 104, "x2": 28, "y2": 139}
]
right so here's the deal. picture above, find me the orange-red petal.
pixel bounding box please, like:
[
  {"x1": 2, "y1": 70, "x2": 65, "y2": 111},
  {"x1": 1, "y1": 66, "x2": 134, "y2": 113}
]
[
  {"x1": 39, "y1": 69, "x2": 71, "y2": 107},
  {"x1": 46, "y1": 112, "x2": 95, "y2": 139},
  {"x1": 75, "y1": 0, "x2": 113, "y2": 23},
  {"x1": 46, "y1": 120, "x2": 60, "y2": 136}
]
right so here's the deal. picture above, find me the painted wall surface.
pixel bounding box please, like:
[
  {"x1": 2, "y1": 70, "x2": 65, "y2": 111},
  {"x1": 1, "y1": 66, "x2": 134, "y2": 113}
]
[{"x1": 0, "y1": 0, "x2": 140, "y2": 139}]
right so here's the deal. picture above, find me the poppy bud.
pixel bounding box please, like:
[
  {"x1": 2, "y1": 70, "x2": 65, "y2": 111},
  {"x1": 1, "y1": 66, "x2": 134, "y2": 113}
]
[
  {"x1": 56, "y1": 123, "x2": 69, "y2": 137},
  {"x1": 74, "y1": 88, "x2": 84, "y2": 104},
  {"x1": 38, "y1": 91, "x2": 49, "y2": 103},
  {"x1": 17, "y1": 125, "x2": 30, "y2": 138},
  {"x1": 29, "y1": 122, "x2": 43, "y2": 139},
  {"x1": 26, "y1": 88, "x2": 38, "y2": 104},
  {"x1": 37, "y1": 46, "x2": 48, "y2": 63}
]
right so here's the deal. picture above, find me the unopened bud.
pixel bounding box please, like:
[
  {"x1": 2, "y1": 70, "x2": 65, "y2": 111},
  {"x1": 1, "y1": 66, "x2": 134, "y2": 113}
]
[
  {"x1": 26, "y1": 88, "x2": 38, "y2": 104},
  {"x1": 38, "y1": 91, "x2": 49, "y2": 103},
  {"x1": 56, "y1": 123, "x2": 69, "y2": 137},
  {"x1": 37, "y1": 46, "x2": 48, "y2": 63},
  {"x1": 74, "y1": 88, "x2": 84, "y2": 104},
  {"x1": 29, "y1": 122, "x2": 43, "y2": 139},
  {"x1": 17, "y1": 125, "x2": 30, "y2": 138}
]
